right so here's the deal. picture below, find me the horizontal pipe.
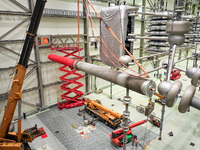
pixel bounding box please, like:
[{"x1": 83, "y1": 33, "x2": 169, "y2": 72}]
[
  {"x1": 174, "y1": 56, "x2": 193, "y2": 64},
  {"x1": 174, "y1": 66, "x2": 186, "y2": 72},
  {"x1": 113, "y1": 120, "x2": 147, "y2": 134},
  {"x1": 48, "y1": 54, "x2": 156, "y2": 97},
  {"x1": 136, "y1": 12, "x2": 172, "y2": 17},
  {"x1": 128, "y1": 36, "x2": 168, "y2": 40},
  {"x1": 190, "y1": 97, "x2": 200, "y2": 110},
  {"x1": 136, "y1": 52, "x2": 167, "y2": 60},
  {"x1": 146, "y1": 66, "x2": 165, "y2": 74}
]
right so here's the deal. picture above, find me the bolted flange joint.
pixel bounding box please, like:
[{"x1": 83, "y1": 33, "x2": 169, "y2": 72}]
[
  {"x1": 123, "y1": 111, "x2": 130, "y2": 119},
  {"x1": 123, "y1": 96, "x2": 131, "y2": 104},
  {"x1": 122, "y1": 124, "x2": 129, "y2": 132}
]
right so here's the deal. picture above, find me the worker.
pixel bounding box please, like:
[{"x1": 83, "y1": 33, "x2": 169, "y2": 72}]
[
  {"x1": 132, "y1": 135, "x2": 138, "y2": 146},
  {"x1": 168, "y1": 131, "x2": 173, "y2": 136}
]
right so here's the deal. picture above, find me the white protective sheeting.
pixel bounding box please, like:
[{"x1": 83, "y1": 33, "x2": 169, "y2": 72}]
[{"x1": 100, "y1": 5, "x2": 138, "y2": 67}]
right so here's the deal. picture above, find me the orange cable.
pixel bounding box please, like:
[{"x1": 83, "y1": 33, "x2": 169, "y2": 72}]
[
  {"x1": 83, "y1": 0, "x2": 148, "y2": 78},
  {"x1": 83, "y1": 0, "x2": 146, "y2": 78},
  {"x1": 83, "y1": 0, "x2": 147, "y2": 78},
  {"x1": 108, "y1": 27, "x2": 150, "y2": 78},
  {"x1": 86, "y1": 0, "x2": 102, "y2": 20},
  {"x1": 78, "y1": 0, "x2": 80, "y2": 58}
]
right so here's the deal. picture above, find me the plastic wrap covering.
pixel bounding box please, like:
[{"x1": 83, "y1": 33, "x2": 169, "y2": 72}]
[{"x1": 100, "y1": 5, "x2": 138, "y2": 67}]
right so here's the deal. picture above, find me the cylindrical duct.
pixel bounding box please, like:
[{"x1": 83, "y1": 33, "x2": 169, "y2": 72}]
[
  {"x1": 190, "y1": 97, "x2": 200, "y2": 110},
  {"x1": 48, "y1": 54, "x2": 156, "y2": 97}
]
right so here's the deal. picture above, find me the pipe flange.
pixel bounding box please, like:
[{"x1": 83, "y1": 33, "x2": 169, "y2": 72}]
[
  {"x1": 123, "y1": 96, "x2": 131, "y2": 104},
  {"x1": 122, "y1": 125, "x2": 129, "y2": 132},
  {"x1": 123, "y1": 111, "x2": 130, "y2": 119},
  {"x1": 141, "y1": 80, "x2": 156, "y2": 97}
]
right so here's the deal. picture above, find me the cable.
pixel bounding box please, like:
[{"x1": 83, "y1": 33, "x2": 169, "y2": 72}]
[{"x1": 83, "y1": 0, "x2": 149, "y2": 78}]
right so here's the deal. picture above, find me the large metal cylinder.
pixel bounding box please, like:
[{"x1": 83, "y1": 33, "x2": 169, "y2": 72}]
[
  {"x1": 190, "y1": 97, "x2": 200, "y2": 110},
  {"x1": 48, "y1": 54, "x2": 156, "y2": 97}
]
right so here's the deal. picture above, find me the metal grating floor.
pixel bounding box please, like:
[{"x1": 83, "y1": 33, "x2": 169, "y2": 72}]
[{"x1": 35, "y1": 106, "x2": 158, "y2": 150}]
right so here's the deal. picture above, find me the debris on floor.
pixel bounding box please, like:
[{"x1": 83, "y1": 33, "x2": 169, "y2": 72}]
[
  {"x1": 190, "y1": 142, "x2": 195, "y2": 147},
  {"x1": 75, "y1": 125, "x2": 96, "y2": 136},
  {"x1": 38, "y1": 144, "x2": 51, "y2": 150}
]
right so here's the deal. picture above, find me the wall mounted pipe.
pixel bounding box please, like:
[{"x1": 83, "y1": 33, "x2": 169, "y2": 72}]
[{"x1": 48, "y1": 54, "x2": 156, "y2": 97}]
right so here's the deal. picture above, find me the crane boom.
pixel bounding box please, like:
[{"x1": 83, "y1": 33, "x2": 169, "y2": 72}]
[{"x1": 0, "y1": 0, "x2": 46, "y2": 139}]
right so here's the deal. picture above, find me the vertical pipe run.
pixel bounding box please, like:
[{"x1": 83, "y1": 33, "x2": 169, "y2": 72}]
[
  {"x1": 159, "y1": 44, "x2": 176, "y2": 140},
  {"x1": 167, "y1": 44, "x2": 177, "y2": 81},
  {"x1": 123, "y1": 88, "x2": 130, "y2": 150},
  {"x1": 158, "y1": 99, "x2": 165, "y2": 140},
  {"x1": 83, "y1": 1, "x2": 90, "y2": 93},
  {"x1": 138, "y1": 0, "x2": 146, "y2": 73}
]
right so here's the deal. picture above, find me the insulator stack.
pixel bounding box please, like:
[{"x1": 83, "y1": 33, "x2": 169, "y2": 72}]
[
  {"x1": 145, "y1": 16, "x2": 169, "y2": 53},
  {"x1": 50, "y1": 45, "x2": 84, "y2": 109}
]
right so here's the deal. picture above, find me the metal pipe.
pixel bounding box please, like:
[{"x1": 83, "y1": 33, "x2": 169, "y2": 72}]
[
  {"x1": 34, "y1": 37, "x2": 45, "y2": 107},
  {"x1": 146, "y1": 66, "x2": 165, "y2": 74},
  {"x1": 11, "y1": 0, "x2": 30, "y2": 12},
  {"x1": 190, "y1": 97, "x2": 200, "y2": 110},
  {"x1": 167, "y1": 45, "x2": 177, "y2": 81},
  {"x1": 174, "y1": 66, "x2": 186, "y2": 72},
  {"x1": 48, "y1": 54, "x2": 156, "y2": 97},
  {"x1": 174, "y1": 56, "x2": 193, "y2": 64},
  {"x1": 123, "y1": 89, "x2": 130, "y2": 150},
  {"x1": 0, "y1": 11, "x2": 31, "y2": 16},
  {"x1": 0, "y1": 46, "x2": 36, "y2": 63},
  {"x1": 0, "y1": 17, "x2": 31, "y2": 40},
  {"x1": 128, "y1": 36, "x2": 168, "y2": 40},
  {"x1": 159, "y1": 99, "x2": 165, "y2": 140},
  {"x1": 159, "y1": 44, "x2": 176, "y2": 140},
  {"x1": 136, "y1": 52, "x2": 167, "y2": 60}
]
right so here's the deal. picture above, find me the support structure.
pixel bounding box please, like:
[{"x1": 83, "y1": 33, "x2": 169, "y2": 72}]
[{"x1": 122, "y1": 89, "x2": 131, "y2": 150}]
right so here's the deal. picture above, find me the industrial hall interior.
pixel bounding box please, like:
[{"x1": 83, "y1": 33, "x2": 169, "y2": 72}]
[{"x1": 1, "y1": 0, "x2": 200, "y2": 149}]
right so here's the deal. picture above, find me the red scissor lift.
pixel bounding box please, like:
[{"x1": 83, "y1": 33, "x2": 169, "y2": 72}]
[{"x1": 50, "y1": 45, "x2": 84, "y2": 109}]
